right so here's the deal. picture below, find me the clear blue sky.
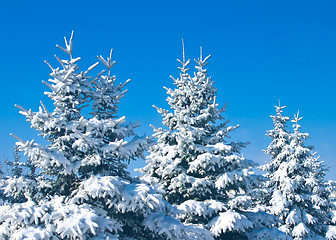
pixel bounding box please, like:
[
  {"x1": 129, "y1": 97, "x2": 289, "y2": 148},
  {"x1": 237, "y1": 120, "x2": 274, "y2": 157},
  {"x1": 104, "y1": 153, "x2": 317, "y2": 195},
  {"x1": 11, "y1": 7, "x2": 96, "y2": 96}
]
[{"x1": 0, "y1": 0, "x2": 335, "y2": 178}]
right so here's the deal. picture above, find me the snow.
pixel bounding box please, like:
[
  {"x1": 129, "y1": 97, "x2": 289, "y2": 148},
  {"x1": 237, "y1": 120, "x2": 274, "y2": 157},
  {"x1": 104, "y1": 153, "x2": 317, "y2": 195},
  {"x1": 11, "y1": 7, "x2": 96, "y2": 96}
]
[
  {"x1": 327, "y1": 226, "x2": 336, "y2": 240},
  {"x1": 285, "y1": 208, "x2": 301, "y2": 225},
  {"x1": 248, "y1": 227, "x2": 293, "y2": 240},
  {"x1": 11, "y1": 226, "x2": 53, "y2": 240},
  {"x1": 215, "y1": 169, "x2": 250, "y2": 190},
  {"x1": 177, "y1": 199, "x2": 226, "y2": 218},
  {"x1": 292, "y1": 222, "x2": 309, "y2": 238},
  {"x1": 144, "y1": 212, "x2": 213, "y2": 240},
  {"x1": 208, "y1": 210, "x2": 253, "y2": 236}
]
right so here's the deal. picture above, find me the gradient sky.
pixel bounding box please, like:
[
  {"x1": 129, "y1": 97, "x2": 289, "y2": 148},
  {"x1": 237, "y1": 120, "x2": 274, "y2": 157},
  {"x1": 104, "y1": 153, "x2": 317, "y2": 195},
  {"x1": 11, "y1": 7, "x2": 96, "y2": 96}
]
[{"x1": 0, "y1": 0, "x2": 335, "y2": 178}]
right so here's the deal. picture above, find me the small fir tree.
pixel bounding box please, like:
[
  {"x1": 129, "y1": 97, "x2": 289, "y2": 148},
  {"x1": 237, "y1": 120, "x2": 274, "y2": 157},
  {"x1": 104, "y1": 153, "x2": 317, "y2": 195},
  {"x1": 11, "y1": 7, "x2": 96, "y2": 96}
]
[
  {"x1": 140, "y1": 44, "x2": 285, "y2": 239},
  {"x1": 5, "y1": 146, "x2": 24, "y2": 178},
  {"x1": 262, "y1": 107, "x2": 335, "y2": 240},
  {"x1": 0, "y1": 32, "x2": 211, "y2": 240},
  {"x1": 260, "y1": 103, "x2": 291, "y2": 211}
]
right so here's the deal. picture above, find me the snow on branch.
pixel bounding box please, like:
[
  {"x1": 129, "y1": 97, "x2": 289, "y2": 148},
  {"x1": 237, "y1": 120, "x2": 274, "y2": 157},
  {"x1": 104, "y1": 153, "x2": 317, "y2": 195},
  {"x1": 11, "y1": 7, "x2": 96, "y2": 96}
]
[
  {"x1": 56, "y1": 31, "x2": 74, "y2": 57},
  {"x1": 208, "y1": 210, "x2": 253, "y2": 236},
  {"x1": 177, "y1": 39, "x2": 190, "y2": 74},
  {"x1": 97, "y1": 49, "x2": 117, "y2": 77},
  {"x1": 195, "y1": 46, "x2": 211, "y2": 70}
]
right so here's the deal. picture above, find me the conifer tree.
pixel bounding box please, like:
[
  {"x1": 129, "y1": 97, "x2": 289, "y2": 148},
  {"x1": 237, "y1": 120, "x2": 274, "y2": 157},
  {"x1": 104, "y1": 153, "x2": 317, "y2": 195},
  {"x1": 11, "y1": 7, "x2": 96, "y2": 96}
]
[
  {"x1": 260, "y1": 104, "x2": 291, "y2": 211},
  {"x1": 0, "y1": 33, "x2": 210, "y2": 240},
  {"x1": 5, "y1": 146, "x2": 24, "y2": 178},
  {"x1": 140, "y1": 44, "x2": 284, "y2": 239},
  {"x1": 262, "y1": 107, "x2": 335, "y2": 239}
]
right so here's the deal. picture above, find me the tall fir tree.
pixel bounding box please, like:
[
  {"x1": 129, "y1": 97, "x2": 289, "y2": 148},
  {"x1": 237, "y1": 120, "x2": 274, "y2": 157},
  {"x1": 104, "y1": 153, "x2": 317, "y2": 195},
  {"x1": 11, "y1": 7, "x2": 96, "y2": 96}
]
[
  {"x1": 140, "y1": 44, "x2": 285, "y2": 239},
  {"x1": 262, "y1": 106, "x2": 336, "y2": 240},
  {"x1": 0, "y1": 32, "x2": 211, "y2": 240}
]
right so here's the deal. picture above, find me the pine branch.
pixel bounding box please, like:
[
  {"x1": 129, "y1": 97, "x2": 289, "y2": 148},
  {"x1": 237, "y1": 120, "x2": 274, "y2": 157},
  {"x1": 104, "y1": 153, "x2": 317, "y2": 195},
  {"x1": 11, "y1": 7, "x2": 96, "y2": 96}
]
[
  {"x1": 97, "y1": 49, "x2": 117, "y2": 77},
  {"x1": 10, "y1": 133, "x2": 25, "y2": 143},
  {"x1": 14, "y1": 104, "x2": 28, "y2": 113},
  {"x1": 56, "y1": 31, "x2": 74, "y2": 57},
  {"x1": 44, "y1": 60, "x2": 55, "y2": 73},
  {"x1": 177, "y1": 39, "x2": 190, "y2": 74},
  {"x1": 85, "y1": 62, "x2": 99, "y2": 75},
  {"x1": 54, "y1": 55, "x2": 66, "y2": 69},
  {"x1": 40, "y1": 101, "x2": 51, "y2": 116},
  {"x1": 194, "y1": 46, "x2": 211, "y2": 70},
  {"x1": 42, "y1": 80, "x2": 56, "y2": 92}
]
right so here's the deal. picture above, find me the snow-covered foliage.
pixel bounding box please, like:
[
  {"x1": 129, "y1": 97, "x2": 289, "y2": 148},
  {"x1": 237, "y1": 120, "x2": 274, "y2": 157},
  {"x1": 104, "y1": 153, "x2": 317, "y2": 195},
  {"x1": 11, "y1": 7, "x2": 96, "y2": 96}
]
[
  {"x1": 247, "y1": 227, "x2": 293, "y2": 240},
  {"x1": 0, "y1": 32, "x2": 209, "y2": 240},
  {"x1": 261, "y1": 106, "x2": 335, "y2": 239},
  {"x1": 2, "y1": 33, "x2": 335, "y2": 240},
  {"x1": 139, "y1": 43, "x2": 280, "y2": 239},
  {"x1": 261, "y1": 104, "x2": 291, "y2": 182}
]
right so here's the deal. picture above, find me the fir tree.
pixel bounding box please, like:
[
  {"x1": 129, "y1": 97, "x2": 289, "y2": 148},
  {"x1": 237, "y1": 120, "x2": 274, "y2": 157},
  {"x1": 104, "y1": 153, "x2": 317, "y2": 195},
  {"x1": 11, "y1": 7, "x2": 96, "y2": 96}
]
[
  {"x1": 10, "y1": 146, "x2": 24, "y2": 178},
  {"x1": 0, "y1": 32, "x2": 210, "y2": 240},
  {"x1": 263, "y1": 103, "x2": 291, "y2": 173},
  {"x1": 140, "y1": 43, "x2": 284, "y2": 239},
  {"x1": 262, "y1": 107, "x2": 335, "y2": 239},
  {"x1": 260, "y1": 103, "x2": 291, "y2": 211}
]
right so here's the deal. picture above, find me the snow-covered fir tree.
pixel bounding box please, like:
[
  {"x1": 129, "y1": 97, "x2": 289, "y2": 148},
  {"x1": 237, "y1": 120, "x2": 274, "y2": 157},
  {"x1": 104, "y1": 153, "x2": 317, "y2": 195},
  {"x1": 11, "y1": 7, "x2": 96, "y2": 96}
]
[
  {"x1": 262, "y1": 104, "x2": 291, "y2": 177},
  {"x1": 262, "y1": 106, "x2": 336, "y2": 240},
  {"x1": 0, "y1": 32, "x2": 211, "y2": 240},
  {"x1": 140, "y1": 43, "x2": 288, "y2": 239},
  {"x1": 260, "y1": 103, "x2": 291, "y2": 211}
]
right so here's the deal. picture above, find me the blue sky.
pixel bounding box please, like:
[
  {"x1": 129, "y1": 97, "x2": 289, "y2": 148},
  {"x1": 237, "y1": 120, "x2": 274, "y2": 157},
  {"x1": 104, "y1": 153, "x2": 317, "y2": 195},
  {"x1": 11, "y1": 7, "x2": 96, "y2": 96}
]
[{"x1": 0, "y1": 0, "x2": 335, "y2": 178}]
